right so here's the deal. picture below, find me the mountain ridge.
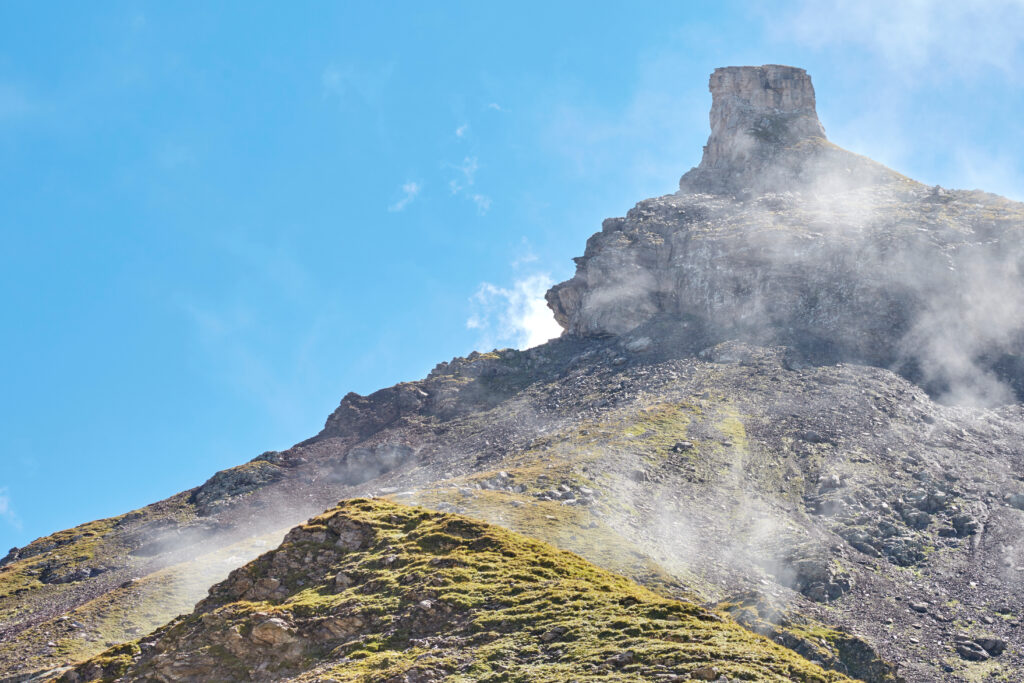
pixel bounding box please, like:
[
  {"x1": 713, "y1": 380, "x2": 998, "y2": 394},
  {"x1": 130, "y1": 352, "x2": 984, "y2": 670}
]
[{"x1": 3, "y1": 65, "x2": 1024, "y2": 682}]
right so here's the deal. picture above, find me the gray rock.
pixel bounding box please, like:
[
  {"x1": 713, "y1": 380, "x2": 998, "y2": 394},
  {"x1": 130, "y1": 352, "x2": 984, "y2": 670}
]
[
  {"x1": 545, "y1": 67, "x2": 1024, "y2": 404},
  {"x1": 954, "y1": 638, "x2": 989, "y2": 661},
  {"x1": 251, "y1": 618, "x2": 299, "y2": 647},
  {"x1": 606, "y1": 650, "x2": 634, "y2": 667},
  {"x1": 951, "y1": 513, "x2": 982, "y2": 537},
  {"x1": 975, "y1": 637, "x2": 1007, "y2": 656}
]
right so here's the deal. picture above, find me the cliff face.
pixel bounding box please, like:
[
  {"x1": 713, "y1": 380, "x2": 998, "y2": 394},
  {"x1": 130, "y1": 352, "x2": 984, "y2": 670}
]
[
  {"x1": 547, "y1": 65, "x2": 1024, "y2": 405},
  {"x1": 682, "y1": 65, "x2": 826, "y2": 193}
]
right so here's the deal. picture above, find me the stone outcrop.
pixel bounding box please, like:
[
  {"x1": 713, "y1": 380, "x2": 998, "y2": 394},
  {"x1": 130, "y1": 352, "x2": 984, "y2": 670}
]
[
  {"x1": 548, "y1": 65, "x2": 1024, "y2": 404},
  {"x1": 678, "y1": 65, "x2": 893, "y2": 194}
]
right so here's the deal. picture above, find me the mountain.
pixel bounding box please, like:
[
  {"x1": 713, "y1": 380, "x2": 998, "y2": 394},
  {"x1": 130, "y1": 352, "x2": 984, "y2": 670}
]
[{"x1": 3, "y1": 65, "x2": 1024, "y2": 683}]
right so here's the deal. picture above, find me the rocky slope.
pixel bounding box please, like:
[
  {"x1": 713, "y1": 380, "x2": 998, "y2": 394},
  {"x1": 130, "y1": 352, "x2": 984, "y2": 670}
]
[
  {"x1": 60, "y1": 499, "x2": 857, "y2": 682},
  {"x1": 2, "y1": 65, "x2": 1024, "y2": 682}
]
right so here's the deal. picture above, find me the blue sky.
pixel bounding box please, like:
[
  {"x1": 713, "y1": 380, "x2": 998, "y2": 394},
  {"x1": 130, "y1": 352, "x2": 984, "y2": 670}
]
[{"x1": 2, "y1": 2, "x2": 1023, "y2": 548}]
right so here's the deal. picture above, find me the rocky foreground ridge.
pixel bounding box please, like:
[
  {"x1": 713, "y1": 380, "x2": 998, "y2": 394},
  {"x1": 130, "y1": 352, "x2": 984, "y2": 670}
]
[
  {"x1": 2, "y1": 66, "x2": 1024, "y2": 683},
  {"x1": 61, "y1": 499, "x2": 856, "y2": 682}
]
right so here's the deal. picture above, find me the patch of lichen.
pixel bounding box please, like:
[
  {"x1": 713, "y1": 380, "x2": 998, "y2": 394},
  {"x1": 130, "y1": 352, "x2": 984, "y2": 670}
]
[{"x1": 73, "y1": 499, "x2": 854, "y2": 682}]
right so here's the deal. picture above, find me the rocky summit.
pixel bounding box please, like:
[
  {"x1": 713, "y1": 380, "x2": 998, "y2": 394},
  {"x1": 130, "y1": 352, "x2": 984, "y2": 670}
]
[
  {"x1": 3, "y1": 65, "x2": 1024, "y2": 683},
  {"x1": 548, "y1": 65, "x2": 1024, "y2": 406}
]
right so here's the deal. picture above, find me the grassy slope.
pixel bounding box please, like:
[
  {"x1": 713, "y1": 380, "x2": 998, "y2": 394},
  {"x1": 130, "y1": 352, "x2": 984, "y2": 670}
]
[
  {"x1": 0, "y1": 497, "x2": 286, "y2": 676},
  {"x1": 68, "y1": 499, "x2": 854, "y2": 682}
]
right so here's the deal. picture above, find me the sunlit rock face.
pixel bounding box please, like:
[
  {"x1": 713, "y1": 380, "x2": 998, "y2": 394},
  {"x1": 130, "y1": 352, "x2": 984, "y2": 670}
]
[{"x1": 547, "y1": 65, "x2": 1024, "y2": 404}]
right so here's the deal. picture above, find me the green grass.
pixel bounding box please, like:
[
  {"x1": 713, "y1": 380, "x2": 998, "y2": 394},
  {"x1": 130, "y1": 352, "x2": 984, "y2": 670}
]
[{"x1": 69, "y1": 499, "x2": 856, "y2": 682}]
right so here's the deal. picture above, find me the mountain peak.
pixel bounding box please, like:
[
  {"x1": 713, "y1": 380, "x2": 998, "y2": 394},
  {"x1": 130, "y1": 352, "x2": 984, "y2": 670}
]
[
  {"x1": 548, "y1": 65, "x2": 1024, "y2": 405},
  {"x1": 679, "y1": 65, "x2": 888, "y2": 194},
  {"x1": 704, "y1": 65, "x2": 825, "y2": 162}
]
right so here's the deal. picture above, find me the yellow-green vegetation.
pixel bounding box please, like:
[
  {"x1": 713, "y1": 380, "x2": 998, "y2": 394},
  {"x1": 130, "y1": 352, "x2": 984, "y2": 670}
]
[
  {"x1": 70, "y1": 499, "x2": 854, "y2": 682},
  {"x1": 959, "y1": 658, "x2": 1013, "y2": 683},
  {"x1": 621, "y1": 402, "x2": 697, "y2": 454},
  {"x1": 0, "y1": 511, "x2": 285, "y2": 677},
  {"x1": 716, "y1": 595, "x2": 899, "y2": 683},
  {"x1": 407, "y1": 487, "x2": 696, "y2": 600},
  {"x1": 0, "y1": 518, "x2": 121, "y2": 601},
  {"x1": 54, "y1": 529, "x2": 287, "y2": 663}
]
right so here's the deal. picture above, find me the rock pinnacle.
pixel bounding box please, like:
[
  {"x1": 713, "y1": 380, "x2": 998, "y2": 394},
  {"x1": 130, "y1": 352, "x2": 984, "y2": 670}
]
[{"x1": 678, "y1": 65, "x2": 870, "y2": 194}]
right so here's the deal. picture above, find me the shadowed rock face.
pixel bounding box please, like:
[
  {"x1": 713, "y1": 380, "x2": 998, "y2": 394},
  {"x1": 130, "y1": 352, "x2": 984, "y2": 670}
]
[{"x1": 548, "y1": 65, "x2": 1024, "y2": 405}]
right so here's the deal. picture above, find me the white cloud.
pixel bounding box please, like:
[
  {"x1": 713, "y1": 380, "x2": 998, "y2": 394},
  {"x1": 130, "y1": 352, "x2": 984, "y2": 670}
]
[
  {"x1": 467, "y1": 274, "x2": 562, "y2": 350},
  {"x1": 778, "y1": 0, "x2": 1024, "y2": 79},
  {"x1": 0, "y1": 489, "x2": 22, "y2": 532},
  {"x1": 486, "y1": 102, "x2": 503, "y2": 111},
  {"x1": 444, "y1": 156, "x2": 491, "y2": 212},
  {"x1": 455, "y1": 123, "x2": 468, "y2": 137},
  {"x1": 471, "y1": 193, "x2": 492, "y2": 214},
  {"x1": 388, "y1": 181, "x2": 421, "y2": 212},
  {"x1": 447, "y1": 156, "x2": 479, "y2": 194},
  {"x1": 511, "y1": 239, "x2": 539, "y2": 268},
  {"x1": 763, "y1": 1, "x2": 1024, "y2": 194}
]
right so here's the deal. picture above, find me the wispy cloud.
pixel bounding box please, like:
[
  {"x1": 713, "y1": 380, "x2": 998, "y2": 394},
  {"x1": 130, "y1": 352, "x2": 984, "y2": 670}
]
[
  {"x1": 777, "y1": 0, "x2": 1024, "y2": 79},
  {"x1": 321, "y1": 62, "x2": 395, "y2": 104},
  {"x1": 455, "y1": 123, "x2": 468, "y2": 138},
  {"x1": 388, "y1": 181, "x2": 421, "y2": 212},
  {"x1": 762, "y1": 1, "x2": 1024, "y2": 192},
  {"x1": 953, "y1": 146, "x2": 1024, "y2": 201},
  {"x1": 447, "y1": 156, "x2": 478, "y2": 194},
  {"x1": 541, "y1": 50, "x2": 708, "y2": 195},
  {"x1": 511, "y1": 238, "x2": 539, "y2": 269},
  {"x1": 444, "y1": 156, "x2": 492, "y2": 213},
  {"x1": 486, "y1": 102, "x2": 503, "y2": 112},
  {"x1": 0, "y1": 489, "x2": 22, "y2": 532},
  {"x1": 467, "y1": 273, "x2": 562, "y2": 350},
  {"x1": 470, "y1": 193, "x2": 492, "y2": 214}
]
